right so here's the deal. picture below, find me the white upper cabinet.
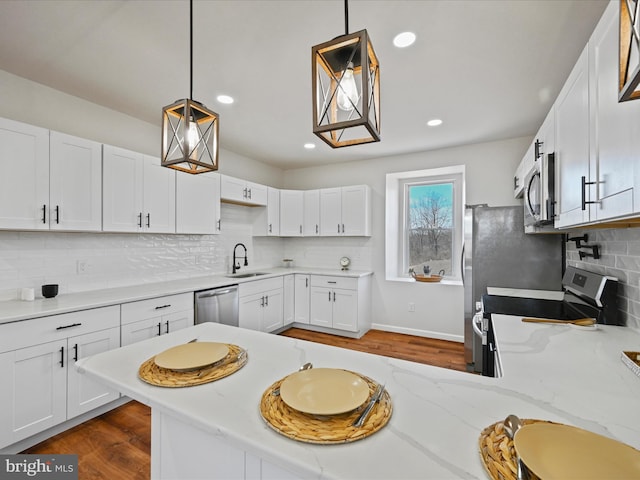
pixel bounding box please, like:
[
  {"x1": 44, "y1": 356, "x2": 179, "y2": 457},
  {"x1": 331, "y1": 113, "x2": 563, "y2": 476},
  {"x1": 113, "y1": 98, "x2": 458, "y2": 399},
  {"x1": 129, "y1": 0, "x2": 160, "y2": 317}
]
[
  {"x1": 253, "y1": 187, "x2": 280, "y2": 236},
  {"x1": 588, "y1": 1, "x2": 637, "y2": 221},
  {"x1": 49, "y1": 132, "x2": 103, "y2": 231},
  {"x1": 220, "y1": 174, "x2": 267, "y2": 206},
  {"x1": 320, "y1": 185, "x2": 371, "y2": 236},
  {"x1": 303, "y1": 189, "x2": 320, "y2": 236},
  {"x1": 103, "y1": 145, "x2": 175, "y2": 233},
  {"x1": 176, "y1": 171, "x2": 221, "y2": 234},
  {"x1": 280, "y1": 190, "x2": 304, "y2": 236},
  {"x1": 0, "y1": 118, "x2": 50, "y2": 230},
  {"x1": 555, "y1": 45, "x2": 591, "y2": 228}
]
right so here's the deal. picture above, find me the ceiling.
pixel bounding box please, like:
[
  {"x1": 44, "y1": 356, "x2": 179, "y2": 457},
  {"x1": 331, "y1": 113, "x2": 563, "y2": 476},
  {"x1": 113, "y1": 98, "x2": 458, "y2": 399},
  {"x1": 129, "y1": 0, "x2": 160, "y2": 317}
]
[{"x1": 0, "y1": 0, "x2": 608, "y2": 170}]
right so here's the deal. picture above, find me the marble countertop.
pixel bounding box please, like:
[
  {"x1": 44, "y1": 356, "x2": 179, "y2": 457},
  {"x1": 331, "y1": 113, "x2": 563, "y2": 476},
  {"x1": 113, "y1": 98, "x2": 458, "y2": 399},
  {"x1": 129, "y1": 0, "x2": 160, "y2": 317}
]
[
  {"x1": 0, "y1": 267, "x2": 373, "y2": 324},
  {"x1": 77, "y1": 318, "x2": 640, "y2": 479}
]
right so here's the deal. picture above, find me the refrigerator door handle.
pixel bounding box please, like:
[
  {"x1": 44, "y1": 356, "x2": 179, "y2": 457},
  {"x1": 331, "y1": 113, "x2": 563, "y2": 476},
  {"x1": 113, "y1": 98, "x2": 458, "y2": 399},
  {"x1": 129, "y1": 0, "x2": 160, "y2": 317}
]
[
  {"x1": 460, "y1": 243, "x2": 465, "y2": 282},
  {"x1": 472, "y1": 313, "x2": 484, "y2": 338}
]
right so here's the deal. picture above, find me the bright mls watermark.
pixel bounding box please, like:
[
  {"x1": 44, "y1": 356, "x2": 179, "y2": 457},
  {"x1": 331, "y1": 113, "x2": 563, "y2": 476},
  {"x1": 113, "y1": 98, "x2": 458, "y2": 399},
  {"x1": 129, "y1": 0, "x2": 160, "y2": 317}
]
[{"x1": 0, "y1": 455, "x2": 77, "y2": 480}]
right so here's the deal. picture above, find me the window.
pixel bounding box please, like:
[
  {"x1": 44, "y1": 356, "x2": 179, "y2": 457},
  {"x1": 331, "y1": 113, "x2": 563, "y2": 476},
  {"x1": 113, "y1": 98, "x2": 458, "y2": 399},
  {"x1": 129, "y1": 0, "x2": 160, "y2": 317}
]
[{"x1": 385, "y1": 165, "x2": 465, "y2": 282}]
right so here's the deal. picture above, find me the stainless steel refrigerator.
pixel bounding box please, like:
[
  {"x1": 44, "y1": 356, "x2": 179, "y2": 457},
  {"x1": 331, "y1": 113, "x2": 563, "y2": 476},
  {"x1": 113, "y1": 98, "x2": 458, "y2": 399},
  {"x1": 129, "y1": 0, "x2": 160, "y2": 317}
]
[{"x1": 463, "y1": 205, "x2": 563, "y2": 373}]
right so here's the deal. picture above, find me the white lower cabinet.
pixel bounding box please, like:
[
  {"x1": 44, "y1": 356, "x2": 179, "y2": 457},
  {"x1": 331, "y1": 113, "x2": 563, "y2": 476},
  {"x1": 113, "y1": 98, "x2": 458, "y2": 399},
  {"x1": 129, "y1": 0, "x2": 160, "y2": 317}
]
[
  {"x1": 308, "y1": 275, "x2": 371, "y2": 335},
  {"x1": 0, "y1": 306, "x2": 120, "y2": 449},
  {"x1": 294, "y1": 274, "x2": 310, "y2": 324},
  {"x1": 238, "y1": 277, "x2": 284, "y2": 333},
  {"x1": 121, "y1": 293, "x2": 194, "y2": 346},
  {"x1": 283, "y1": 274, "x2": 294, "y2": 326}
]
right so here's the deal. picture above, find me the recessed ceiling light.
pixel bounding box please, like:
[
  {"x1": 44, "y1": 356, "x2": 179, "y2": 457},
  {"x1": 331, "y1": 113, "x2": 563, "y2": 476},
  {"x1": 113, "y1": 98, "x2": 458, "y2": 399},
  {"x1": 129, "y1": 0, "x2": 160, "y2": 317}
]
[
  {"x1": 393, "y1": 32, "x2": 416, "y2": 48},
  {"x1": 427, "y1": 119, "x2": 443, "y2": 127},
  {"x1": 217, "y1": 95, "x2": 234, "y2": 104},
  {"x1": 304, "y1": 143, "x2": 316, "y2": 149}
]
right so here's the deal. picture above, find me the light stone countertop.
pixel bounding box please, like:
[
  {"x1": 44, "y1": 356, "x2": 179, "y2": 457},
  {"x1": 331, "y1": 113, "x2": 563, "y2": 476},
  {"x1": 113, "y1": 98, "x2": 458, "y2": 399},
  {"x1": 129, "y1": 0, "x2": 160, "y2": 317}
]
[
  {"x1": 77, "y1": 317, "x2": 640, "y2": 479},
  {"x1": 0, "y1": 267, "x2": 373, "y2": 325}
]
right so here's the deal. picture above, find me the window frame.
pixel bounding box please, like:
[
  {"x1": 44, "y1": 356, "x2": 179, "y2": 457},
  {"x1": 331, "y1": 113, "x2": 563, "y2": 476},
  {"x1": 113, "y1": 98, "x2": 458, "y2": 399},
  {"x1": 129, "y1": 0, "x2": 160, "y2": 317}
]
[{"x1": 385, "y1": 165, "x2": 465, "y2": 283}]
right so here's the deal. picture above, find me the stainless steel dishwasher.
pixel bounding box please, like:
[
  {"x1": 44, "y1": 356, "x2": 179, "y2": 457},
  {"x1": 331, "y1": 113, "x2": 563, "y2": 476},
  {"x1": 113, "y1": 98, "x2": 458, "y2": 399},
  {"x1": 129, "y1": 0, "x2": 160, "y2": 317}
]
[{"x1": 194, "y1": 285, "x2": 239, "y2": 327}]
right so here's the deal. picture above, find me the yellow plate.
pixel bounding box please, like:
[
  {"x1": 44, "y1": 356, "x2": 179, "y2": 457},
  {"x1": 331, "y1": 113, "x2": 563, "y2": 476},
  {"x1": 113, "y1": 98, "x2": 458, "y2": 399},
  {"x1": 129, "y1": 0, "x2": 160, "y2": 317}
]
[
  {"x1": 153, "y1": 342, "x2": 229, "y2": 372},
  {"x1": 514, "y1": 423, "x2": 640, "y2": 479},
  {"x1": 279, "y1": 368, "x2": 370, "y2": 415}
]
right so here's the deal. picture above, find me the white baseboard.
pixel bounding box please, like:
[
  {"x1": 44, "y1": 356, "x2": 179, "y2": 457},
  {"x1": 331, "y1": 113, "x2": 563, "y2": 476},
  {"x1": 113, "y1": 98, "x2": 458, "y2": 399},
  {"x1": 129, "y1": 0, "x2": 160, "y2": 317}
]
[{"x1": 371, "y1": 323, "x2": 463, "y2": 343}]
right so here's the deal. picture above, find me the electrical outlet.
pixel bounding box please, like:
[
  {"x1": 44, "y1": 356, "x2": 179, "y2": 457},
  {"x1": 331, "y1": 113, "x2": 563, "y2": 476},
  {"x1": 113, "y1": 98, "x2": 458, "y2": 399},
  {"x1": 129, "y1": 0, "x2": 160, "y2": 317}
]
[
  {"x1": 408, "y1": 302, "x2": 415, "y2": 312},
  {"x1": 77, "y1": 260, "x2": 88, "y2": 274}
]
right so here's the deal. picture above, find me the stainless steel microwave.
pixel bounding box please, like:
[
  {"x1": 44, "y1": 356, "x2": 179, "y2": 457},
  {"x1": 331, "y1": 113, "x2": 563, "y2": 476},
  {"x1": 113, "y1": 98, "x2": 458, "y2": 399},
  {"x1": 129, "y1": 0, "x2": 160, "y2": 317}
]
[{"x1": 524, "y1": 152, "x2": 556, "y2": 233}]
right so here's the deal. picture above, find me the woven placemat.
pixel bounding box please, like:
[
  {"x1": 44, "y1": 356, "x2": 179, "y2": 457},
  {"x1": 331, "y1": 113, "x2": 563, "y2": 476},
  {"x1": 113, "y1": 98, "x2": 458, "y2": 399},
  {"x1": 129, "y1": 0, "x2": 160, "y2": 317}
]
[
  {"x1": 138, "y1": 344, "x2": 247, "y2": 387},
  {"x1": 478, "y1": 419, "x2": 556, "y2": 480},
  {"x1": 259, "y1": 371, "x2": 392, "y2": 444}
]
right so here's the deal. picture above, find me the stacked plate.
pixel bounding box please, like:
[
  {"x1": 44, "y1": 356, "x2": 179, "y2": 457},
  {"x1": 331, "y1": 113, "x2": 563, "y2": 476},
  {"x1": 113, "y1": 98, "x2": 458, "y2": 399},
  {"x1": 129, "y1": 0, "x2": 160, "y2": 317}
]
[
  {"x1": 278, "y1": 368, "x2": 370, "y2": 416},
  {"x1": 153, "y1": 342, "x2": 230, "y2": 372}
]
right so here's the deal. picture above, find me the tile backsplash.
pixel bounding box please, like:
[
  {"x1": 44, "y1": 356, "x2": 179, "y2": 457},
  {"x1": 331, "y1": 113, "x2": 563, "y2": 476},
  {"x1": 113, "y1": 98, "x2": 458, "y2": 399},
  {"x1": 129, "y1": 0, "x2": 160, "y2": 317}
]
[{"x1": 566, "y1": 227, "x2": 640, "y2": 329}]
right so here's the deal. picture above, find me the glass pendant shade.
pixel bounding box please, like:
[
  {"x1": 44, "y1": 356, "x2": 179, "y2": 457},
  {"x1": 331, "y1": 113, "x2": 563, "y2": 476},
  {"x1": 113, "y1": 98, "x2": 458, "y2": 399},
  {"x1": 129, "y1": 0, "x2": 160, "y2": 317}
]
[
  {"x1": 312, "y1": 29, "x2": 380, "y2": 148},
  {"x1": 162, "y1": 98, "x2": 219, "y2": 173},
  {"x1": 620, "y1": 0, "x2": 640, "y2": 102}
]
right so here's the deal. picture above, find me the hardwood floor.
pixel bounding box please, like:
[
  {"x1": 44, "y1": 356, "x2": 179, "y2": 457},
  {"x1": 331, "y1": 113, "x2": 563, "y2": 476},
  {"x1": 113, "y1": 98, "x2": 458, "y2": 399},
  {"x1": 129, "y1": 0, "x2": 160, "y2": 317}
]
[{"x1": 22, "y1": 329, "x2": 466, "y2": 479}]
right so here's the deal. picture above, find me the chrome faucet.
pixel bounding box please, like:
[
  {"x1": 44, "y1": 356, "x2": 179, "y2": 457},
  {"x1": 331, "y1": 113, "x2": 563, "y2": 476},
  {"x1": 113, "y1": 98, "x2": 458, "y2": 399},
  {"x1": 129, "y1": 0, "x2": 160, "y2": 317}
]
[{"x1": 232, "y1": 243, "x2": 248, "y2": 274}]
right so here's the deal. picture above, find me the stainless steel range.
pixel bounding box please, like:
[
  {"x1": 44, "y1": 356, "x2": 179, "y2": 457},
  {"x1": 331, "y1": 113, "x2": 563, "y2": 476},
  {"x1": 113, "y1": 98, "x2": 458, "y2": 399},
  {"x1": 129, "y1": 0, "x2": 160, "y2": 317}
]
[{"x1": 479, "y1": 266, "x2": 619, "y2": 377}]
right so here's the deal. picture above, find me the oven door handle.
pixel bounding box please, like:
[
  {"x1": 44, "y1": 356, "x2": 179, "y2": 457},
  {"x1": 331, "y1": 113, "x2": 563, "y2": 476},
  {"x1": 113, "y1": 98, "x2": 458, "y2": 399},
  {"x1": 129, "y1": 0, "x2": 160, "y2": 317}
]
[{"x1": 472, "y1": 313, "x2": 484, "y2": 337}]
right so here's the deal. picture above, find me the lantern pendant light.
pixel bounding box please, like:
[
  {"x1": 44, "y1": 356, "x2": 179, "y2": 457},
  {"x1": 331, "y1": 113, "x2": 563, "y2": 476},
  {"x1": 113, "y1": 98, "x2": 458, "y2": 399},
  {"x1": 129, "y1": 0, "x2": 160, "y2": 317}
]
[
  {"x1": 619, "y1": 0, "x2": 640, "y2": 102},
  {"x1": 162, "y1": 0, "x2": 219, "y2": 173},
  {"x1": 312, "y1": 0, "x2": 380, "y2": 148}
]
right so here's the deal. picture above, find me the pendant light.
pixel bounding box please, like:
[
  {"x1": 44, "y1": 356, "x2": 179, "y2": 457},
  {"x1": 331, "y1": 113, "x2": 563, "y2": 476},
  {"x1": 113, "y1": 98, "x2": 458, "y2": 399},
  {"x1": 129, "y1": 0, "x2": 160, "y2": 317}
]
[
  {"x1": 312, "y1": 0, "x2": 380, "y2": 148},
  {"x1": 619, "y1": 0, "x2": 640, "y2": 102},
  {"x1": 162, "y1": 0, "x2": 219, "y2": 173}
]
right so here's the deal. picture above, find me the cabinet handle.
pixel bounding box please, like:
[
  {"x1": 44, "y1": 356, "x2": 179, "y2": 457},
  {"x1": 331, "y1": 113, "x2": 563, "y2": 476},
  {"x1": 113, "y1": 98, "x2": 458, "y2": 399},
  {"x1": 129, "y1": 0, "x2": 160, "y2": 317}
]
[
  {"x1": 328, "y1": 291, "x2": 331, "y2": 302},
  {"x1": 342, "y1": 224, "x2": 345, "y2": 233},
  {"x1": 514, "y1": 176, "x2": 520, "y2": 190},
  {"x1": 534, "y1": 139, "x2": 543, "y2": 160},
  {"x1": 155, "y1": 304, "x2": 172, "y2": 310},
  {"x1": 56, "y1": 322, "x2": 82, "y2": 330},
  {"x1": 243, "y1": 187, "x2": 247, "y2": 198},
  {"x1": 55, "y1": 205, "x2": 60, "y2": 224},
  {"x1": 265, "y1": 295, "x2": 268, "y2": 306},
  {"x1": 337, "y1": 224, "x2": 340, "y2": 233},
  {"x1": 299, "y1": 225, "x2": 302, "y2": 234},
  {"x1": 260, "y1": 296, "x2": 265, "y2": 307},
  {"x1": 316, "y1": 224, "x2": 319, "y2": 234},
  {"x1": 42, "y1": 204, "x2": 47, "y2": 224},
  {"x1": 581, "y1": 176, "x2": 599, "y2": 211},
  {"x1": 157, "y1": 322, "x2": 162, "y2": 336},
  {"x1": 305, "y1": 278, "x2": 308, "y2": 288},
  {"x1": 217, "y1": 219, "x2": 221, "y2": 231},
  {"x1": 146, "y1": 213, "x2": 151, "y2": 228},
  {"x1": 248, "y1": 188, "x2": 252, "y2": 199},
  {"x1": 269, "y1": 223, "x2": 272, "y2": 233},
  {"x1": 60, "y1": 346, "x2": 65, "y2": 368},
  {"x1": 327, "y1": 281, "x2": 337, "y2": 284},
  {"x1": 138, "y1": 212, "x2": 143, "y2": 227},
  {"x1": 333, "y1": 292, "x2": 336, "y2": 302},
  {"x1": 73, "y1": 343, "x2": 79, "y2": 362},
  {"x1": 165, "y1": 320, "x2": 170, "y2": 334}
]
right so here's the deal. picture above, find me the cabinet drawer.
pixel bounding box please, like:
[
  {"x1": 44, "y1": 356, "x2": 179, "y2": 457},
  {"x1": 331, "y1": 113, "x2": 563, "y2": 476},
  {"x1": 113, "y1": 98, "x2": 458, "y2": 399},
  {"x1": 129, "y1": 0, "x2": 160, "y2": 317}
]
[
  {"x1": 0, "y1": 305, "x2": 120, "y2": 353},
  {"x1": 310, "y1": 275, "x2": 358, "y2": 290},
  {"x1": 121, "y1": 293, "x2": 193, "y2": 324},
  {"x1": 239, "y1": 277, "x2": 283, "y2": 297}
]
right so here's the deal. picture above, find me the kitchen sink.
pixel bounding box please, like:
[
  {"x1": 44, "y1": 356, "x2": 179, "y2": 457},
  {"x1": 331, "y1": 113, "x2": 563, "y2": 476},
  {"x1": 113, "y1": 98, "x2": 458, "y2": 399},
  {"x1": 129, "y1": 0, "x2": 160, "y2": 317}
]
[{"x1": 224, "y1": 272, "x2": 269, "y2": 278}]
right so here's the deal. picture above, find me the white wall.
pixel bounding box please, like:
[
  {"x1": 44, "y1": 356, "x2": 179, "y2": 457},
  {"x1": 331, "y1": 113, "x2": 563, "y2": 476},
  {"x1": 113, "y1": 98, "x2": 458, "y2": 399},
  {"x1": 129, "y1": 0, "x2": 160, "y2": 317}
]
[{"x1": 283, "y1": 138, "x2": 528, "y2": 341}]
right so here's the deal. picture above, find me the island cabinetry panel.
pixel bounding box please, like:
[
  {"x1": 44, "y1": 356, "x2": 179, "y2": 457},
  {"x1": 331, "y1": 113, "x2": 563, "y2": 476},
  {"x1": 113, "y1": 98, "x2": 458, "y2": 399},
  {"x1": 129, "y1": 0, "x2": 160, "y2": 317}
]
[
  {"x1": 121, "y1": 293, "x2": 194, "y2": 346},
  {"x1": 309, "y1": 275, "x2": 370, "y2": 334},
  {"x1": 303, "y1": 189, "x2": 320, "y2": 236},
  {"x1": 253, "y1": 187, "x2": 280, "y2": 236},
  {"x1": 220, "y1": 174, "x2": 268, "y2": 206},
  {"x1": 103, "y1": 145, "x2": 176, "y2": 233},
  {"x1": 294, "y1": 274, "x2": 310, "y2": 324},
  {"x1": 0, "y1": 306, "x2": 120, "y2": 449},
  {"x1": 279, "y1": 190, "x2": 304, "y2": 236},
  {"x1": 176, "y1": 171, "x2": 221, "y2": 234},
  {"x1": 238, "y1": 277, "x2": 283, "y2": 332},
  {"x1": 320, "y1": 185, "x2": 371, "y2": 236}
]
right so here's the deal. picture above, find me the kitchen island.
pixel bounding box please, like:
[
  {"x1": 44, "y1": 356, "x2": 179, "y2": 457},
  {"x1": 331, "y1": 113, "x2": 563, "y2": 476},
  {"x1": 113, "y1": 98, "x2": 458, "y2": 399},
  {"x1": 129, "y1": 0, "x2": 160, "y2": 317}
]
[{"x1": 77, "y1": 319, "x2": 640, "y2": 479}]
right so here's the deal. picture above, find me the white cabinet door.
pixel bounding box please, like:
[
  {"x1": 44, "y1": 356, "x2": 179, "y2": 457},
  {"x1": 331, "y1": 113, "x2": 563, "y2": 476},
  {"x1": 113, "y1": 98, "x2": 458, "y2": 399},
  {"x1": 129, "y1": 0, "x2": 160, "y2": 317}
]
[
  {"x1": 303, "y1": 189, "x2": 320, "y2": 236},
  {"x1": 309, "y1": 287, "x2": 333, "y2": 328},
  {"x1": 280, "y1": 190, "x2": 304, "y2": 236},
  {"x1": 262, "y1": 289, "x2": 283, "y2": 332},
  {"x1": 266, "y1": 187, "x2": 280, "y2": 235},
  {"x1": 49, "y1": 131, "x2": 102, "y2": 231},
  {"x1": 320, "y1": 187, "x2": 342, "y2": 236},
  {"x1": 0, "y1": 340, "x2": 67, "y2": 448},
  {"x1": 102, "y1": 145, "x2": 144, "y2": 232},
  {"x1": 246, "y1": 181, "x2": 268, "y2": 206},
  {"x1": 332, "y1": 289, "x2": 358, "y2": 332},
  {"x1": 163, "y1": 309, "x2": 194, "y2": 335},
  {"x1": 342, "y1": 185, "x2": 371, "y2": 236},
  {"x1": 294, "y1": 274, "x2": 310, "y2": 324},
  {"x1": 589, "y1": 2, "x2": 637, "y2": 221},
  {"x1": 176, "y1": 171, "x2": 221, "y2": 234},
  {"x1": 220, "y1": 175, "x2": 268, "y2": 206},
  {"x1": 67, "y1": 327, "x2": 120, "y2": 418},
  {"x1": 121, "y1": 317, "x2": 162, "y2": 346},
  {"x1": 555, "y1": 45, "x2": 591, "y2": 228},
  {"x1": 283, "y1": 274, "x2": 295, "y2": 326},
  {"x1": 143, "y1": 155, "x2": 176, "y2": 234},
  {"x1": 238, "y1": 293, "x2": 263, "y2": 331},
  {"x1": 0, "y1": 117, "x2": 49, "y2": 230}
]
